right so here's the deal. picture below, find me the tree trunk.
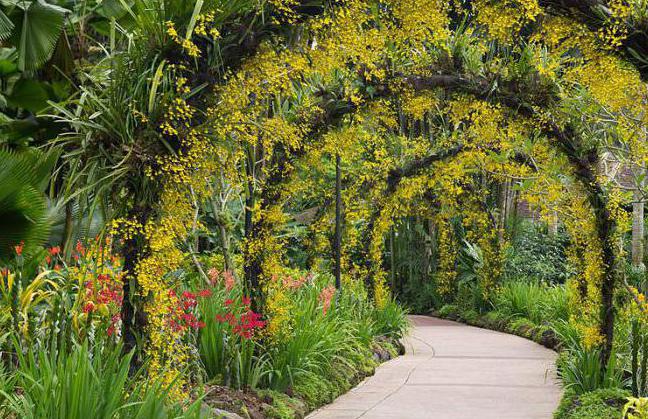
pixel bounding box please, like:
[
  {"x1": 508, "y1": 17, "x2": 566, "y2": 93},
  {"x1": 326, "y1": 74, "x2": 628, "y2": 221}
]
[
  {"x1": 120, "y1": 205, "x2": 149, "y2": 363},
  {"x1": 556, "y1": 137, "x2": 617, "y2": 372},
  {"x1": 548, "y1": 211, "x2": 559, "y2": 236},
  {"x1": 62, "y1": 201, "x2": 74, "y2": 260},
  {"x1": 334, "y1": 153, "x2": 342, "y2": 290},
  {"x1": 243, "y1": 145, "x2": 260, "y2": 296},
  {"x1": 632, "y1": 163, "x2": 645, "y2": 272},
  {"x1": 632, "y1": 192, "x2": 644, "y2": 269}
]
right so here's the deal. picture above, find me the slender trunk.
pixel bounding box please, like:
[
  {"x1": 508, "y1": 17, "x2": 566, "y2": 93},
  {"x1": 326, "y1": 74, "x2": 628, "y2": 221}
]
[
  {"x1": 120, "y1": 205, "x2": 149, "y2": 362},
  {"x1": 220, "y1": 223, "x2": 234, "y2": 272},
  {"x1": 334, "y1": 154, "x2": 342, "y2": 290},
  {"x1": 632, "y1": 182, "x2": 645, "y2": 269},
  {"x1": 497, "y1": 181, "x2": 507, "y2": 243},
  {"x1": 389, "y1": 226, "x2": 396, "y2": 291},
  {"x1": 210, "y1": 198, "x2": 235, "y2": 274},
  {"x1": 548, "y1": 210, "x2": 559, "y2": 236},
  {"x1": 244, "y1": 146, "x2": 260, "y2": 296},
  {"x1": 632, "y1": 195, "x2": 644, "y2": 267},
  {"x1": 62, "y1": 201, "x2": 74, "y2": 260}
]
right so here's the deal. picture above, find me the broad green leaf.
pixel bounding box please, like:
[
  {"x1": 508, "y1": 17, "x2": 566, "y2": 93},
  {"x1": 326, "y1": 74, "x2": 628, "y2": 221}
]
[
  {"x1": 8, "y1": 78, "x2": 48, "y2": 112},
  {"x1": 8, "y1": 0, "x2": 69, "y2": 71}
]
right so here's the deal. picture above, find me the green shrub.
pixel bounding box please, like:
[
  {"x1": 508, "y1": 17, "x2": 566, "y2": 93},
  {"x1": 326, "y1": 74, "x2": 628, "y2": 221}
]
[
  {"x1": 2, "y1": 341, "x2": 203, "y2": 418},
  {"x1": 623, "y1": 396, "x2": 648, "y2": 419},
  {"x1": 438, "y1": 304, "x2": 459, "y2": 318},
  {"x1": 492, "y1": 281, "x2": 568, "y2": 325},
  {"x1": 493, "y1": 281, "x2": 546, "y2": 323},
  {"x1": 504, "y1": 221, "x2": 572, "y2": 284},
  {"x1": 256, "y1": 389, "x2": 306, "y2": 419},
  {"x1": 554, "y1": 388, "x2": 630, "y2": 419},
  {"x1": 372, "y1": 298, "x2": 409, "y2": 339},
  {"x1": 557, "y1": 347, "x2": 624, "y2": 395}
]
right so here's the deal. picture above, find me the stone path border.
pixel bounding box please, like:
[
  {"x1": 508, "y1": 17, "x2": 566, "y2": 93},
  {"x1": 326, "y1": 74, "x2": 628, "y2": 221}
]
[{"x1": 307, "y1": 315, "x2": 562, "y2": 419}]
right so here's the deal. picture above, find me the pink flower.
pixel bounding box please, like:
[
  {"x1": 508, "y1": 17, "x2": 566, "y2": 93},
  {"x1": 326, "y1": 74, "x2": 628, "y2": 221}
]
[
  {"x1": 223, "y1": 271, "x2": 235, "y2": 290},
  {"x1": 319, "y1": 285, "x2": 336, "y2": 315},
  {"x1": 208, "y1": 268, "x2": 219, "y2": 284}
]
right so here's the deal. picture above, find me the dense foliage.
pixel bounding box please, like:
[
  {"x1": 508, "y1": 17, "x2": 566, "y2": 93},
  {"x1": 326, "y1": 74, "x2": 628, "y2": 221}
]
[{"x1": 2, "y1": 0, "x2": 648, "y2": 417}]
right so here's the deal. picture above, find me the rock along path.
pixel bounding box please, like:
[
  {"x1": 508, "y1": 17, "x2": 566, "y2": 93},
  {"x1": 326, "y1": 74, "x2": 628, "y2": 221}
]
[{"x1": 307, "y1": 315, "x2": 562, "y2": 419}]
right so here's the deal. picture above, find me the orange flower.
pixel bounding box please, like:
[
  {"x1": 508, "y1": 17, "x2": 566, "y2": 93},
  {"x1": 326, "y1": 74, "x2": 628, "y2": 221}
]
[
  {"x1": 14, "y1": 241, "x2": 24, "y2": 256},
  {"x1": 319, "y1": 285, "x2": 336, "y2": 315},
  {"x1": 223, "y1": 270, "x2": 235, "y2": 291}
]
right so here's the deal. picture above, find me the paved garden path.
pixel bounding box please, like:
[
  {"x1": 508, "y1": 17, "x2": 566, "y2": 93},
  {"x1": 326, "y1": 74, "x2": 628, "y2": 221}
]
[{"x1": 308, "y1": 315, "x2": 562, "y2": 419}]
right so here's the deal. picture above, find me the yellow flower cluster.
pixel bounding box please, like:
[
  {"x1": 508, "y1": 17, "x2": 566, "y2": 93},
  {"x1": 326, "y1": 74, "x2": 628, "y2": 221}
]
[
  {"x1": 194, "y1": 12, "x2": 220, "y2": 40},
  {"x1": 474, "y1": 0, "x2": 541, "y2": 42},
  {"x1": 135, "y1": 186, "x2": 194, "y2": 400},
  {"x1": 165, "y1": 21, "x2": 200, "y2": 57}
]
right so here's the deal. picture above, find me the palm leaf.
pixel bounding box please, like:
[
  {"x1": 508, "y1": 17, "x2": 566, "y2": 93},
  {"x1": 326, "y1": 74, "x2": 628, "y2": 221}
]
[
  {"x1": 0, "y1": 147, "x2": 59, "y2": 258},
  {"x1": 0, "y1": 9, "x2": 13, "y2": 40},
  {"x1": 8, "y1": 0, "x2": 69, "y2": 71}
]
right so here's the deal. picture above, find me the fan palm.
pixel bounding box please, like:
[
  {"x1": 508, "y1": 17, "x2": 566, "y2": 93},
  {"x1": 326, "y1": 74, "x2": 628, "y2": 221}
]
[
  {"x1": 0, "y1": 146, "x2": 59, "y2": 259},
  {"x1": 1, "y1": 0, "x2": 68, "y2": 72}
]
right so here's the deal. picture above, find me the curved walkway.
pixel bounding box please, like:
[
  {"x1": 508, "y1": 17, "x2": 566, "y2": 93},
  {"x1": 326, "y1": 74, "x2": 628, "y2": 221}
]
[{"x1": 308, "y1": 315, "x2": 562, "y2": 419}]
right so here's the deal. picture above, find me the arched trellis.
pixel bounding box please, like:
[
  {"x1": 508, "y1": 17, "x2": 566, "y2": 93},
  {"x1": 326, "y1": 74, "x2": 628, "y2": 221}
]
[{"x1": 206, "y1": 0, "x2": 647, "y2": 374}]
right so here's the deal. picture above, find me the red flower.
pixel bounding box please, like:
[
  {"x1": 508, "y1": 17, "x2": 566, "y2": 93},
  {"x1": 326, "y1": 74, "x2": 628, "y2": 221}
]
[
  {"x1": 75, "y1": 241, "x2": 85, "y2": 256},
  {"x1": 182, "y1": 291, "x2": 196, "y2": 300},
  {"x1": 225, "y1": 299, "x2": 234, "y2": 306},
  {"x1": 54, "y1": 264, "x2": 61, "y2": 271},
  {"x1": 83, "y1": 302, "x2": 95, "y2": 313},
  {"x1": 169, "y1": 319, "x2": 183, "y2": 332},
  {"x1": 242, "y1": 295, "x2": 251, "y2": 306},
  {"x1": 97, "y1": 274, "x2": 110, "y2": 283},
  {"x1": 48, "y1": 246, "x2": 61, "y2": 256},
  {"x1": 198, "y1": 289, "x2": 212, "y2": 298},
  {"x1": 107, "y1": 324, "x2": 116, "y2": 336},
  {"x1": 183, "y1": 299, "x2": 197, "y2": 310},
  {"x1": 14, "y1": 241, "x2": 24, "y2": 256},
  {"x1": 45, "y1": 255, "x2": 51, "y2": 264}
]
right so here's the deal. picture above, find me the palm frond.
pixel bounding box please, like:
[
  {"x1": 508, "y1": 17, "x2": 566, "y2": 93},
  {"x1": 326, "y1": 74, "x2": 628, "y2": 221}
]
[
  {"x1": 8, "y1": 0, "x2": 69, "y2": 71},
  {"x1": 0, "y1": 147, "x2": 60, "y2": 258}
]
